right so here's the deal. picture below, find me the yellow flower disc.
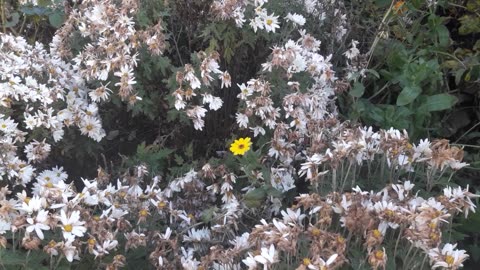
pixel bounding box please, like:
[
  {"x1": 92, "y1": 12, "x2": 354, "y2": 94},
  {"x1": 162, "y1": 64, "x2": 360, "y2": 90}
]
[{"x1": 229, "y1": 137, "x2": 252, "y2": 156}]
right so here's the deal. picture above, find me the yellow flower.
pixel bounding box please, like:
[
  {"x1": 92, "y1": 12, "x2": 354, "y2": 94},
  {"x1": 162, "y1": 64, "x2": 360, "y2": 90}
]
[{"x1": 229, "y1": 137, "x2": 252, "y2": 156}]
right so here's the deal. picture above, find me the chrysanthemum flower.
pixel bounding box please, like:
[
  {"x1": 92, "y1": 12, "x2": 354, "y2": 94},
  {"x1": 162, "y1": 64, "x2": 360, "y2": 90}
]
[
  {"x1": 58, "y1": 210, "x2": 87, "y2": 240},
  {"x1": 229, "y1": 137, "x2": 252, "y2": 156}
]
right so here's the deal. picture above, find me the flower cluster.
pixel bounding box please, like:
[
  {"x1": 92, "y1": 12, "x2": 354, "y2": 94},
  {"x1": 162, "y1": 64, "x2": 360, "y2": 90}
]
[
  {"x1": 172, "y1": 51, "x2": 230, "y2": 130},
  {"x1": 211, "y1": 0, "x2": 280, "y2": 33},
  {"x1": 0, "y1": 33, "x2": 105, "y2": 186},
  {"x1": 53, "y1": 0, "x2": 166, "y2": 103},
  {"x1": 0, "y1": 0, "x2": 476, "y2": 269},
  {"x1": 0, "y1": 158, "x2": 475, "y2": 269}
]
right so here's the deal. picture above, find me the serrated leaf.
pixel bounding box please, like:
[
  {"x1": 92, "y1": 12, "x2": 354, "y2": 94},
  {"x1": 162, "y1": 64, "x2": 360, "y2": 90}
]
[
  {"x1": 424, "y1": 94, "x2": 458, "y2": 111},
  {"x1": 396, "y1": 85, "x2": 421, "y2": 106},
  {"x1": 174, "y1": 154, "x2": 184, "y2": 165}
]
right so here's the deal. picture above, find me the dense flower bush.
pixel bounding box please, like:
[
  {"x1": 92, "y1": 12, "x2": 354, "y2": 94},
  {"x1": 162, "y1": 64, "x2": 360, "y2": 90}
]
[{"x1": 0, "y1": 0, "x2": 478, "y2": 269}]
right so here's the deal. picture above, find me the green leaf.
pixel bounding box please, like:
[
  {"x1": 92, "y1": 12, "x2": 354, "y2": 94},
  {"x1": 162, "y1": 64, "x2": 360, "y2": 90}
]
[
  {"x1": 200, "y1": 207, "x2": 218, "y2": 223},
  {"x1": 436, "y1": 25, "x2": 450, "y2": 47},
  {"x1": 459, "y1": 15, "x2": 480, "y2": 35},
  {"x1": 48, "y1": 11, "x2": 65, "y2": 28},
  {"x1": 5, "y1": 13, "x2": 20, "y2": 27},
  {"x1": 350, "y1": 81, "x2": 365, "y2": 98},
  {"x1": 396, "y1": 85, "x2": 421, "y2": 106},
  {"x1": 265, "y1": 186, "x2": 283, "y2": 197},
  {"x1": 423, "y1": 94, "x2": 458, "y2": 111},
  {"x1": 455, "y1": 68, "x2": 466, "y2": 85},
  {"x1": 365, "y1": 69, "x2": 380, "y2": 79},
  {"x1": 375, "y1": 0, "x2": 391, "y2": 8},
  {"x1": 244, "y1": 188, "x2": 267, "y2": 208}
]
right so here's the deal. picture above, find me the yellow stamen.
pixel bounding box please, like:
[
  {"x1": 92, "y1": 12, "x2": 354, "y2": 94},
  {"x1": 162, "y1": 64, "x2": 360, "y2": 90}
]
[
  {"x1": 64, "y1": 224, "x2": 73, "y2": 232},
  {"x1": 375, "y1": 250, "x2": 384, "y2": 260},
  {"x1": 445, "y1": 255, "x2": 454, "y2": 265},
  {"x1": 88, "y1": 238, "x2": 96, "y2": 246},
  {"x1": 158, "y1": 201, "x2": 167, "y2": 208},
  {"x1": 139, "y1": 209, "x2": 149, "y2": 217}
]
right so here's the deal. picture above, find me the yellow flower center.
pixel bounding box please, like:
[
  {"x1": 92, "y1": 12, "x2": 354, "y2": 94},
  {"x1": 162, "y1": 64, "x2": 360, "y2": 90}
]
[
  {"x1": 88, "y1": 238, "x2": 96, "y2": 245},
  {"x1": 385, "y1": 209, "x2": 394, "y2": 217},
  {"x1": 1, "y1": 124, "x2": 6, "y2": 129},
  {"x1": 45, "y1": 182, "x2": 54, "y2": 188},
  {"x1": 24, "y1": 197, "x2": 31, "y2": 204},
  {"x1": 139, "y1": 209, "x2": 148, "y2": 217},
  {"x1": 375, "y1": 250, "x2": 384, "y2": 260},
  {"x1": 64, "y1": 224, "x2": 73, "y2": 232},
  {"x1": 266, "y1": 19, "x2": 273, "y2": 26},
  {"x1": 445, "y1": 255, "x2": 454, "y2": 266},
  {"x1": 93, "y1": 215, "x2": 100, "y2": 221},
  {"x1": 373, "y1": 229, "x2": 382, "y2": 238},
  {"x1": 312, "y1": 228, "x2": 321, "y2": 236},
  {"x1": 158, "y1": 201, "x2": 167, "y2": 208},
  {"x1": 302, "y1": 258, "x2": 311, "y2": 266},
  {"x1": 48, "y1": 240, "x2": 56, "y2": 248},
  {"x1": 86, "y1": 124, "x2": 93, "y2": 131},
  {"x1": 337, "y1": 236, "x2": 345, "y2": 243}
]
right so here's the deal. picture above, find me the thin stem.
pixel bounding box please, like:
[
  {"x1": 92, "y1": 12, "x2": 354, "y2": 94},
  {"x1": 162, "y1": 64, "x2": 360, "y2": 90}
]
[
  {"x1": 420, "y1": 253, "x2": 428, "y2": 270},
  {"x1": 0, "y1": 0, "x2": 6, "y2": 33},
  {"x1": 368, "y1": 82, "x2": 391, "y2": 101},
  {"x1": 332, "y1": 168, "x2": 337, "y2": 192},
  {"x1": 454, "y1": 121, "x2": 480, "y2": 144},
  {"x1": 341, "y1": 161, "x2": 353, "y2": 191},
  {"x1": 366, "y1": 0, "x2": 395, "y2": 68},
  {"x1": 451, "y1": 143, "x2": 480, "y2": 149},
  {"x1": 394, "y1": 226, "x2": 403, "y2": 260},
  {"x1": 171, "y1": 27, "x2": 184, "y2": 67}
]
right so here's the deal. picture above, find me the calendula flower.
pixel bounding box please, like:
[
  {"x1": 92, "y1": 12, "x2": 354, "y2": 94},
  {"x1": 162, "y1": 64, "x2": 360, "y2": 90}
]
[{"x1": 229, "y1": 137, "x2": 252, "y2": 156}]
